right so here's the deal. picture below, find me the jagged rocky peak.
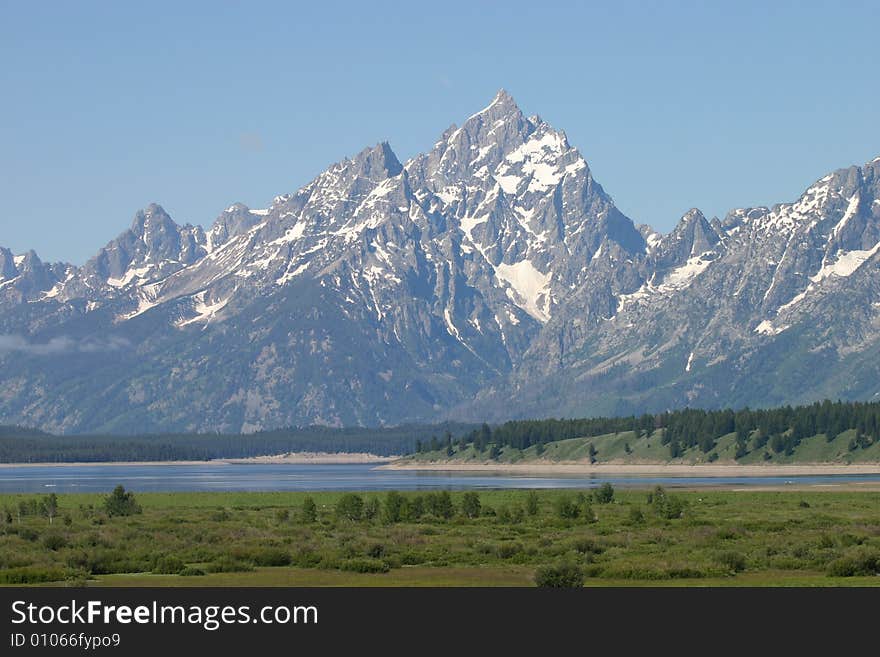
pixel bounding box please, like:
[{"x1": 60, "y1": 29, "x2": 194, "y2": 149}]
[
  {"x1": 356, "y1": 141, "x2": 403, "y2": 178},
  {"x1": 465, "y1": 88, "x2": 529, "y2": 136},
  {"x1": 0, "y1": 246, "x2": 17, "y2": 279},
  {"x1": 124, "y1": 203, "x2": 194, "y2": 260},
  {"x1": 411, "y1": 89, "x2": 535, "y2": 186},
  {"x1": 289, "y1": 142, "x2": 407, "y2": 221},
  {"x1": 0, "y1": 248, "x2": 62, "y2": 299},
  {"x1": 329, "y1": 142, "x2": 403, "y2": 186},
  {"x1": 660, "y1": 208, "x2": 721, "y2": 257},
  {"x1": 129, "y1": 203, "x2": 179, "y2": 241},
  {"x1": 209, "y1": 203, "x2": 265, "y2": 247},
  {"x1": 78, "y1": 204, "x2": 208, "y2": 288}
]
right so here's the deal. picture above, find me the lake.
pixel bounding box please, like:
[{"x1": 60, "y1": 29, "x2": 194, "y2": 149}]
[{"x1": 2, "y1": 463, "x2": 880, "y2": 493}]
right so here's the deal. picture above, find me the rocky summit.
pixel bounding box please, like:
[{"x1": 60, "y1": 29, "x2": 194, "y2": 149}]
[{"x1": 1, "y1": 90, "x2": 879, "y2": 434}]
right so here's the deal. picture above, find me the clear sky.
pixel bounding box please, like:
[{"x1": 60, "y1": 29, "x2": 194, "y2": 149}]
[{"x1": 2, "y1": 0, "x2": 878, "y2": 264}]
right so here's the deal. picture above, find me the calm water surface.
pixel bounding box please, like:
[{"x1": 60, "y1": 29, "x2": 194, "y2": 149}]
[{"x1": 1, "y1": 463, "x2": 880, "y2": 493}]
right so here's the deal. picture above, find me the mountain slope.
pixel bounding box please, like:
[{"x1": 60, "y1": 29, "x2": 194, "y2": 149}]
[{"x1": 1, "y1": 92, "x2": 878, "y2": 433}]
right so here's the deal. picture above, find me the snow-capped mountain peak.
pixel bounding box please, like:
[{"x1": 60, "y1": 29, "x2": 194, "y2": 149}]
[{"x1": 2, "y1": 95, "x2": 879, "y2": 433}]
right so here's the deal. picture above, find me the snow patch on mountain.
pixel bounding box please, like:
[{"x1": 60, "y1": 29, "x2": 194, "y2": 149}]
[
  {"x1": 177, "y1": 292, "x2": 230, "y2": 327},
  {"x1": 832, "y1": 194, "x2": 861, "y2": 238},
  {"x1": 107, "y1": 264, "x2": 156, "y2": 288},
  {"x1": 494, "y1": 260, "x2": 552, "y2": 322},
  {"x1": 755, "y1": 319, "x2": 788, "y2": 336},
  {"x1": 811, "y1": 242, "x2": 880, "y2": 283},
  {"x1": 775, "y1": 241, "x2": 880, "y2": 316},
  {"x1": 661, "y1": 254, "x2": 713, "y2": 291}
]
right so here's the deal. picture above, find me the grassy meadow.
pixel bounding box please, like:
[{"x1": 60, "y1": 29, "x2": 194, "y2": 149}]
[{"x1": 1, "y1": 488, "x2": 880, "y2": 587}]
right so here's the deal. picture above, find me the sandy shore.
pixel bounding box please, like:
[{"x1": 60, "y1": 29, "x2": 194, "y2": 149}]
[
  {"x1": 379, "y1": 461, "x2": 880, "y2": 476},
  {"x1": 0, "y1": 452, "x2": 394, "y2": 468}
]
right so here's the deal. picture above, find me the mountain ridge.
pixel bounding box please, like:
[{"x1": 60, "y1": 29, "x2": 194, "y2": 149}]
[{"x1": 1, "y1": 90, "x2": 879, "y2": 434}]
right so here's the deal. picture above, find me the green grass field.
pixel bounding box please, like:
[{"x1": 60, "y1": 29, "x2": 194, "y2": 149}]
[{"x1": 1, "y1": 489, "x2": 879, "y2": 587}]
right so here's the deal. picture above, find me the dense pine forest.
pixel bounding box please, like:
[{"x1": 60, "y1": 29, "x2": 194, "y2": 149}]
[{"x1": 0, "y1": 423, "x2": 475, "y2": 463}]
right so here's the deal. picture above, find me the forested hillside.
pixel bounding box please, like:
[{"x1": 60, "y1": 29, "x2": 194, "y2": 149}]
[
  {"x1": 4, "y1": 400, "x2": 880, "y2": 464},
  {"x1": 413, "y1": 400, "x2": 880, "y2": 464}
]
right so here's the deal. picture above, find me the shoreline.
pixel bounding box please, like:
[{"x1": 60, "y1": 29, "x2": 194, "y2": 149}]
[
  {"x1": 378, "y1": 461, "x2": 880, "y2": 477},
  {"x1": 0, "y1": 452, "x2": 394, "y2": 468}
]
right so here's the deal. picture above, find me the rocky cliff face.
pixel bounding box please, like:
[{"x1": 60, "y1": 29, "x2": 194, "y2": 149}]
[{"x1": 1, "y1": 91, "x2": 878, "y2": 433}]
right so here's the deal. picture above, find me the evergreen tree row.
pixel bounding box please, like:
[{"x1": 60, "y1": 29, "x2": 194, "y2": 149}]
[
  {"x1": 0, "y1": 422, "x2": 476, "y2": 463},
  {"x1": 415, "y1": 400, "x2": 880, "y2": 458}
]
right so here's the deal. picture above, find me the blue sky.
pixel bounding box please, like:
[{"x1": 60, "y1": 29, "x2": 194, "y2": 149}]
[{"x1": 2, "y1": 0, "x2": 878, "y2": 264}]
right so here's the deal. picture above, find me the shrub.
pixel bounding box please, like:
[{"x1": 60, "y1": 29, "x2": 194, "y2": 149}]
[
  {"x1": 571, "y1": 537, "x2": 603, "y2": 555},
  {"x1": 401, "y1": 496, "x2": 424, "y2": 522},
  {"x1": 534, "y1": 562, "x2": 584, "y2": 588},
  {"x1": 339, "y1": 558, "x2": 390, "y2": 574},
  {"x1": 582, "y1": 503, "x2": 597, "y2": 523},
  {"x1": 104, "y1": 485, "x2": 141, "y2": 517},
  {"x1": 42, "y1": 533, "x2": 68, "y2": 551},
  {"x1": 153, "y1": 556, "x2": 185, "y2": 575},
  {"x1": 69, "y1": 548, "x2": 151, "y2": 575},
  {"x1": 654, "y1": 491, "x2": 687, "y2": 519},
  {"x1": 250, "y1": 548, "x2": 292, "y2": 567},
  {"x1": 363, "y1": 498, "x2": 380, "y2": 520},
  {"x1": 335, "y1": 494, "x2": 364, "y2": 521},
  {"x1": 525, "y1": 491, "x2": 540, "y2": 516},
  {"x1": 554, "y1": 496, "x2": 580, "y2": 520},
  {"x1": 461, "y1": 492, "x2": 481, "y2": 519},
  {"x1": 496, "y1": 542, "x2": 522, "y2": 559},
  {"x1": 425, "y1": 491, "x2": 454, "y2": 519},
  {"x1": 291, "y1": 549, "x2": 322, "y2": 568},
  {"x1": 15, "y1": 527, "x2": 39, "y2": 542},
  {"x1": 301, "y1": 497, "x2": 317, "y2": 523},
  {"x1": 594, "y1": 483, "x2": 615, "y2": 504},
  {"x1": 716, "y1": 551, "x2": 747, "y2": 573},
  {"x1": 826, "y1": 549, "x2": 880, "y2": 577},
  {"x1": 628, "y1": 507, "x2": 645, "y2": 525},
  {"x1": 0, "y1": 567, "x2": 70, "y2": 584},
  {"x1": 366, "y1": 543, "x2": 386, "y2": 559},
  {"x1": 383, "y1": 491, "x2": 404, "y2": 523},
  {"x1": 179, "y1": 567, "x2": 206, "y2": 577}
]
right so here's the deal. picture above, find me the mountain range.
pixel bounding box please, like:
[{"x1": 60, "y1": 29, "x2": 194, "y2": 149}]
[{"x1": 2, "y1": 90, "x2": 879, "y2": 434}]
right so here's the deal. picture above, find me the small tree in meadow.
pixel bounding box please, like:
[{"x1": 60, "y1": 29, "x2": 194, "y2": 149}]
[
  {"x1": 383, "y1": 491, "x2": 404, "y2": 523},
  {"x1": 104, "y1": 485, "x2": 141, "y2": 517},
  {"x1": 43, "y1": 493, "x2": 58, "y2": 524},
  {"x1": 301, "y1": 496, "x2": 318, "y2": 523},
  {"x1": 363, "y1": 497, "x2": 380, "y2": 520},
  {"x1": 594, "y1": 483, "x2": 615, "y2": 504},
  {"x1": 525, "y1": 491, "x2": 540, "y2": 516},
  {"x1": 555, "y1": 496, "x2": 580, "y2": 520},
  {"x1": 335, "y1": 493, "x2": 364, "y2": 521},
  {"x1": 461, "y1": 492, "x2": 481, "y2": 518},
  {"x1": 534, "y1": 561, "x2": 584, "y2": 588}
]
